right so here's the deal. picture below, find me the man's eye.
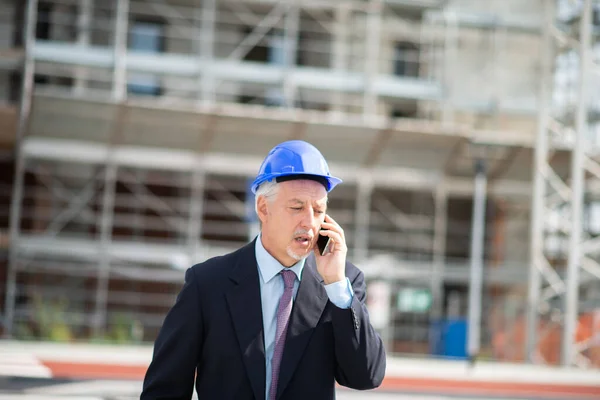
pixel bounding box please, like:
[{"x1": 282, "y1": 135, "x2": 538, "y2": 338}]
[
  {"x1": 315, "y1": 210, "x2": 324, "y2": 214},
  {"x1": 291, "y1": 207, "x2": 302, "y2": 211}
]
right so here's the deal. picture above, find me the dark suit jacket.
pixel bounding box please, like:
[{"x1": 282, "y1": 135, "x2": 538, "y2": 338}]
[{"x1": 141, "y1": 239, "x2": 386, "y2": 400}]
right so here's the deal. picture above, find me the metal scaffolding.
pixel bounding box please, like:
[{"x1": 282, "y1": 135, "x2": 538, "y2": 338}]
[
  {"x1": 527, "y1": 0, "x2": 600, "y2": 368},
  {"x1": 1, "y1": 0, "x2": 597, "y2": 366},
  {"x1": 4, "y1": 0, "x2": 38, "y2": 341}
]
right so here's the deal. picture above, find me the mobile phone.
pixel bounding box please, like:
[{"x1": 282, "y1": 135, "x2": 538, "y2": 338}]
[{"x1": 317, "y1": 232, "x2": 333, "y2": 256}]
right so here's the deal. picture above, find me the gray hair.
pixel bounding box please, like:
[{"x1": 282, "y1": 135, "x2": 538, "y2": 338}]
[{"x1": 254, "y1": 180, "x2": 281, "y2": 217}]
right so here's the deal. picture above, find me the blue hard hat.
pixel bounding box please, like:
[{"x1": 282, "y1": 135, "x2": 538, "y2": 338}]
[{"x1": 251, "y1": 140, "x2": 342, "y2": 194}]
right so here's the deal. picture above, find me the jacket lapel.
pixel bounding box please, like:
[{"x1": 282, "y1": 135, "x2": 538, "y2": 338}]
[
  {"x1": 276, "y1": 255, "x2": 328, "y2": 399},
  {"x1": 225, "y1": 240, "x2": 266, "y2": 400}
]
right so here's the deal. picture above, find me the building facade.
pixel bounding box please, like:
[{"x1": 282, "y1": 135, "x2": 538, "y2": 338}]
[{"x1": 0, "y1": 0, "x2": 598, "y2": 367}]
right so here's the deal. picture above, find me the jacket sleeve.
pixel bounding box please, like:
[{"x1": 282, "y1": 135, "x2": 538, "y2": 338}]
[
  {"x1": 331, "y1": 267, "x2": 387, "y2": 390},
  {"x1": 141, "y1": 267, "x2": 203, "y2": 400}
]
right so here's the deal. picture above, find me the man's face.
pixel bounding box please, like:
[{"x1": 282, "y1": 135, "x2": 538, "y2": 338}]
[{"x1": 258, "y1": 179, "x2": 328, "y2": 266}]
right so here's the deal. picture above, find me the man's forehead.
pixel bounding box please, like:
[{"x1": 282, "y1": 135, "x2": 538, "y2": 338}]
[
  {"x1": 279, "y1": 180, "x2": 327, "y2": 204},
  {"x1": 288, "y1": 197, "x2": 327, "y2": 206},
  {"x1": 281, "y1": 179, "x2": 327, "y2": 196}
]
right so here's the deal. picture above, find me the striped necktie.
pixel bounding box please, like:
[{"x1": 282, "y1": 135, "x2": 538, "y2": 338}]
[{"x1": 269, "y1": 269, "x2": 296, "y2": 400}]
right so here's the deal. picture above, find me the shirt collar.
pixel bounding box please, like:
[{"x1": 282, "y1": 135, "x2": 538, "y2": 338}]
[{"x1": 255, "y1": 234, "x2": 305, "y2": 284}]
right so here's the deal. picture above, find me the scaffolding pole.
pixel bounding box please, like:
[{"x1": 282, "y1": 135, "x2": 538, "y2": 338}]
[
  {"x1": 363, "y1": 0, "x2": 382, "y2": 118},
  {"x1": 431, "y1": 185, "x2": 448, "y2": 319},
  {"x1": 92, "y1": 98, "x2": 126, "y2": 338},
  {"x1": 93, "y1": 162, "x2": 117, "y2": 338},
  {"x1": 468, "y1": 159, "x2": 487, "y2": 362},
  {"x1": 442, "y1": 11, "x2": 458, "y2": 124},
  {"x1": 283, "y1": 0, "x2": 299, "y2": 107},
  {"x1": 112, "y1": 0, "x2": 129, "y2": 101},
  {"x1": 74, "y1": 0, "x2": 92, "y2": 95},
  {"x1": 563, "y1": 0, "x2": 592, "y2": 367},
  {"x1": 3, "y1": 0, "x2": 38, "y2": 338},
  {"x1": 200, "y1": 0, "x2": 216, "y2": 104},
  {"x1": 331, "y1": 2, "x2": 350, "y2": 115},
  {"x1": 526, "y1": 0, "x2": 554, "y2": 362}
]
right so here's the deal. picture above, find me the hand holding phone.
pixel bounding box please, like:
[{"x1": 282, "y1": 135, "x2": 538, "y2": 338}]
[{"x1": 314, "y1": 214, "x2": 346, "y2": 285}]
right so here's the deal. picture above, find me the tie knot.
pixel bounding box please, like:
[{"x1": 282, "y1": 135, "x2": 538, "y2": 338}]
[{"x1": 280, "y1": 269, "x2": 296, "y2": 289}]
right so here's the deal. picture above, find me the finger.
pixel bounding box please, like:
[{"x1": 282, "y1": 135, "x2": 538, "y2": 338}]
[
  {"x1": 324, "y1": 214, "x2": 340, "y2": 228},
  {"x1": 321, "y1": 220, "x2": 345, "y2": 241},
  {"x1": 320, "y1": 222, "x2": 338, "y2": 230},
  {"x1": 330, "y1": 239, "x2": 342, "y2": 253},
  {"x1": 319, "y1": 230, "x2": 346, "y2": 250}
]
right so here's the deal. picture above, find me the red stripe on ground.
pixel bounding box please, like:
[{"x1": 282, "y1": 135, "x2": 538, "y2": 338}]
[
  {"x1": 380, "y1": 377, "x2": 600, "y2": 399},
  {"x1": 41, "y1": 360, "x2": 147, "y2": 380}
]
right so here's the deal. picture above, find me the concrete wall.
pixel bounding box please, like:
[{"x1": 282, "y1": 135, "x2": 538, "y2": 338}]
[
  {"x1": 438, "y1": 1, "x2": 541, "y2": 135},
  {"x1": 446, "y1": 27, "x2": 541, "y2": 111},
  {"x1": 346, "y1": 0, "x2": 541, "y2": 126}
]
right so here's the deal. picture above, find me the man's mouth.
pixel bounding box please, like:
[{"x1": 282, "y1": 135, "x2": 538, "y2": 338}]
[{"x1": 294, "y1": 234, "x2": 312, "y2": 244}]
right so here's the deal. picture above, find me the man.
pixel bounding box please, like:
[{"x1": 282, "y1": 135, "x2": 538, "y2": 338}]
[{"x1": 141, "y1": 140, "x2": 386, "y2": 400}]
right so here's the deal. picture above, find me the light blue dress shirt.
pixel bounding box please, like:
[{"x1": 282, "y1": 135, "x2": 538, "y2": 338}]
[{"x1": 254, "y1": 235, "x2": 354, "y2": 400}]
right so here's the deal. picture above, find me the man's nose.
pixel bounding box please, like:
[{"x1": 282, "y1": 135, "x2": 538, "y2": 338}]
[{"x1": 300, "y1": 208, "x2": 316, "y2": 229}]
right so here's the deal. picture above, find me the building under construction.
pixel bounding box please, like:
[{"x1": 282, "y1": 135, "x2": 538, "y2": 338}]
[{"x1": 0, "y1": 0, "x2": 598, "y2": 368}]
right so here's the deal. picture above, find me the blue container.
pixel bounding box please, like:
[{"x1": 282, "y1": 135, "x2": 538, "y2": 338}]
[
  {"x1": 444, "y1": 318, "x2": 467, "y2": 359},
  {"x1": 429, "y1": 318, "x2": 468, "y2": 359}
]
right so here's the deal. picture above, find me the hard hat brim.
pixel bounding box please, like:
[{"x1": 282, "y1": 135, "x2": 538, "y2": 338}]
[{"x1": 251, "y1": 172, "x2": 342, "y2": 194}]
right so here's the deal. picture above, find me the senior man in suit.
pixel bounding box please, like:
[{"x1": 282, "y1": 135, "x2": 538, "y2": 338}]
[{"x1": 141, "y1": 140, "x2": 386, "y2": 400}]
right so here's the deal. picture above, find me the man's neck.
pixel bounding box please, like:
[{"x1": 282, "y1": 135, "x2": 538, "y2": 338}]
[{"x1": 260, "y1": 233, "x2": 296, "y2": 267}]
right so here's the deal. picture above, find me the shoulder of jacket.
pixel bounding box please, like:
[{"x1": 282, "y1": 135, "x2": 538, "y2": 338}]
[
  {"x1": 344, "y1": 259, "x2": 364, "y2": 280},
  {"x1": 188, "y1": 244, "x2": 249, "y2": 280}
]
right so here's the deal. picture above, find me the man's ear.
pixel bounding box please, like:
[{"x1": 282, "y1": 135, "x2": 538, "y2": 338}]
[{"x1": 257, "y1": 195, "x2": 269, "y2": 224}]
